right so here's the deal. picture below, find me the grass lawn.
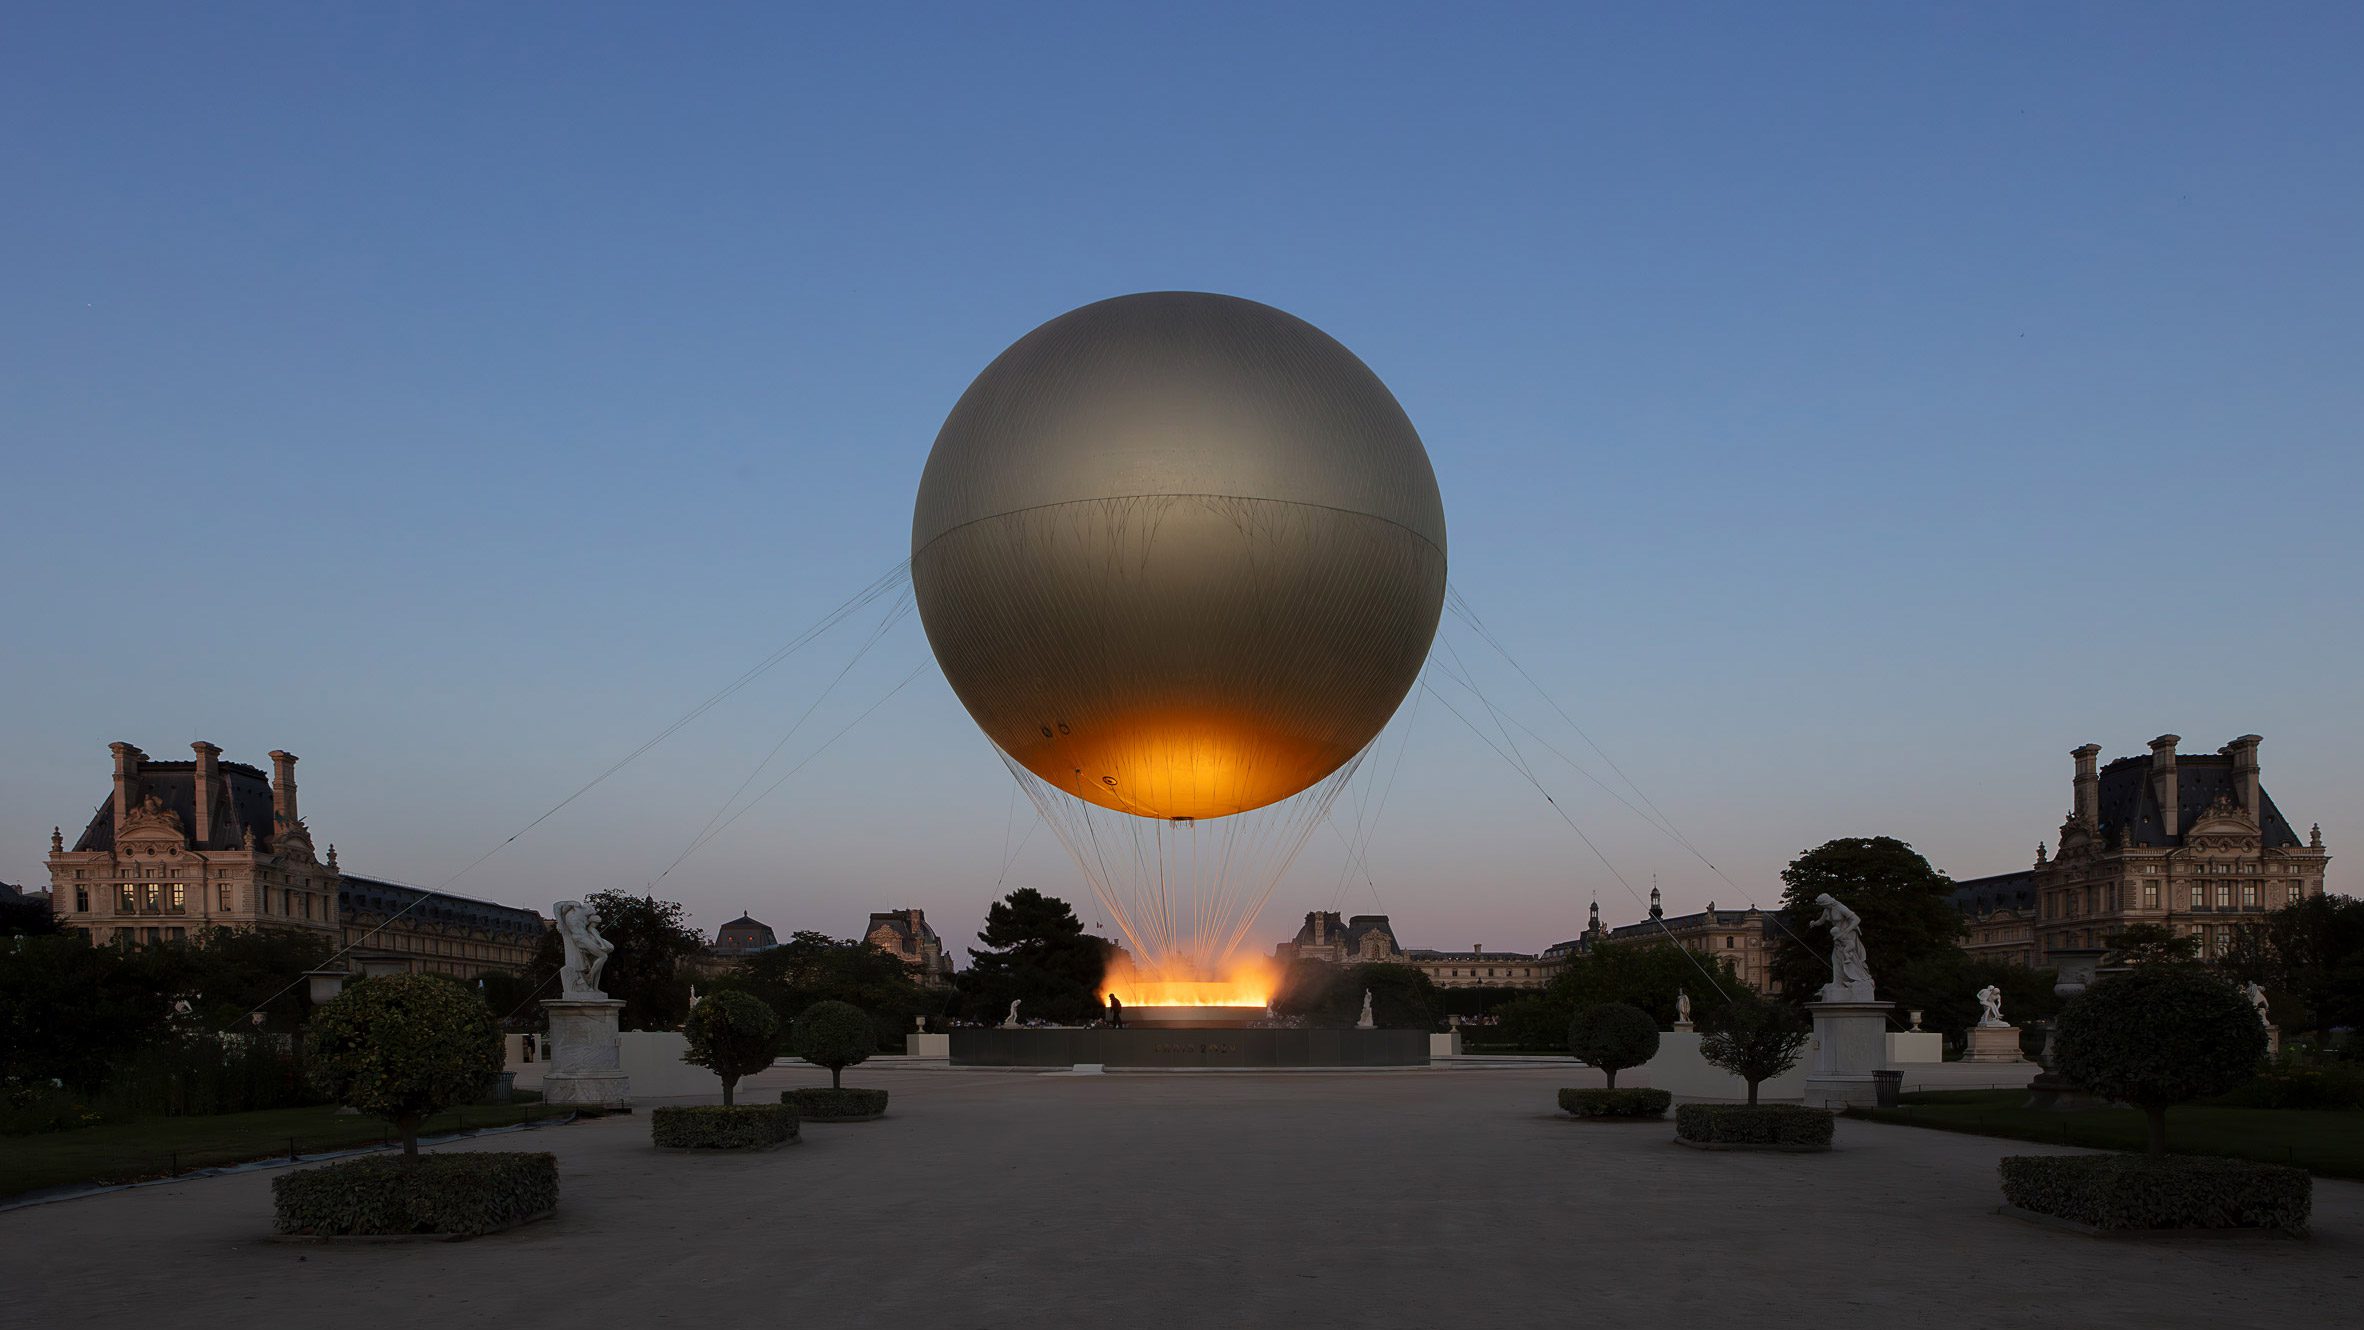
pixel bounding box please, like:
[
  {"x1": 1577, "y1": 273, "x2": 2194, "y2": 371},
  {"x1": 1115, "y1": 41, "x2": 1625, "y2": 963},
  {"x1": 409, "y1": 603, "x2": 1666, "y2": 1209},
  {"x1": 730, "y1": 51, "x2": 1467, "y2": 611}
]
[
  {"x1": 1, "y1": 1101, "x2": 561, "y2": 1200},
  {"x1": 1851, "y1": 1089, "x2": 2364, "y2": 1180}
]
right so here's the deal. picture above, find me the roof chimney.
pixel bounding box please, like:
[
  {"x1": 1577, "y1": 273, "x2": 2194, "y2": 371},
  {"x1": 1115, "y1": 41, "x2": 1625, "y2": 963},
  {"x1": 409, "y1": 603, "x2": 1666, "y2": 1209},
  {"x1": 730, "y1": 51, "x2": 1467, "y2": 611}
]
[
  {"x1": 268, "y1": 750, "x2": 299, "y2": 828},
  {"x1": 2071, "y1": 744, "x2": 2102, "y2": 827},
  {"x1": 2147, "y1": 735, "x2": 2180, "y2": 841},
  {"x1": 191, "y1": 742, "x2": 221, "y2": 846},
  {"x1": 109, "y1": 742, "x2": 143, "y2": 834},
  {"x1": 2224, "y1": 735, "x2": 2262, "y2": 821}
]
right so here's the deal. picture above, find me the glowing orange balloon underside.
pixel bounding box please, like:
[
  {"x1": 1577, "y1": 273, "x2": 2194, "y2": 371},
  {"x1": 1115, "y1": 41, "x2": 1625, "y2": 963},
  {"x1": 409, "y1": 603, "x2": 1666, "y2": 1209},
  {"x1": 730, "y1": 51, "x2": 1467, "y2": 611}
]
[{"x1": 1006, "y1": 708, "x2": 1338, "y2": 820}]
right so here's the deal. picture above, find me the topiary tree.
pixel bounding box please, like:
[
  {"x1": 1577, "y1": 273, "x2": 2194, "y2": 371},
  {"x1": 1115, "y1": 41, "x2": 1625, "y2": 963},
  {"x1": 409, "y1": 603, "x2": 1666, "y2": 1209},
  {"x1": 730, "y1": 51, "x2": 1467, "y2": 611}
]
[
  {"x1": 792, "y1": 1000, "x2": 875, "y2": 1089},
  {"x1": 1700, "y1": 991, "x2": 1810, "y2": 1106},
  {"x1": 682, "y1": 990, "x2": 779, "y2": 1106},
  {"x1": 1567, "y1": 1002, "x2": 1659, "y2": 1089},
  {"x1": 2052, "y1": 967, "x2": 2267, "y2": 1156},
  {"x1": 306, "y1": 973, "x2": 502, "y2": 1161}
]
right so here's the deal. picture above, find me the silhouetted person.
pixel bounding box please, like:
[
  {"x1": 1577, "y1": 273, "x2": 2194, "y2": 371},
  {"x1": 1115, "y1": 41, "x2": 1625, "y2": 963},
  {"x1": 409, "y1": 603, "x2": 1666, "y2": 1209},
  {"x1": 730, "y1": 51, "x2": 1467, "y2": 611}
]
[{"x1": 1107, "y1": 993, "x2": 1124, "y2": 1029}]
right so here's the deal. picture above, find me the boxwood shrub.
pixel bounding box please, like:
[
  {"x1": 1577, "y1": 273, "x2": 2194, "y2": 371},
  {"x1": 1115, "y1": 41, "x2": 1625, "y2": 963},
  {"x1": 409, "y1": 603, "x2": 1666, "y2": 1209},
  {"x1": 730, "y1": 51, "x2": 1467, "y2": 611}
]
[
  {"x1": 1674, "y1": 1103, "x2": 1834, "y2": 1150},
  {"x1": 1999, "y1": 1154, "x2": 2311, "y2": 1235},
  {"x1": 272, "y1": 1152, "x2": 557, "y2": 1237},
  {"x1": 782, "y1": 1086, "x2": 890, "y2": 1121},
  {"x1": 1559, "y1": 1087, "x2": 1673, "y2": 1119},
  {"x1": 651, "y1": 1104, "x2": 799, "y2": 1150}
]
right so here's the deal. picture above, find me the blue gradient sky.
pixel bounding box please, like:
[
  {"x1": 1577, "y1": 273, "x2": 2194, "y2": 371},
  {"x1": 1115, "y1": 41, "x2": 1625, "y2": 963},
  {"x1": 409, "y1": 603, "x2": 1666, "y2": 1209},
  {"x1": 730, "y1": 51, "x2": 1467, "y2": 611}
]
[{"x1": 6, "y1": 4, "x2": 2359, "y2": 957}]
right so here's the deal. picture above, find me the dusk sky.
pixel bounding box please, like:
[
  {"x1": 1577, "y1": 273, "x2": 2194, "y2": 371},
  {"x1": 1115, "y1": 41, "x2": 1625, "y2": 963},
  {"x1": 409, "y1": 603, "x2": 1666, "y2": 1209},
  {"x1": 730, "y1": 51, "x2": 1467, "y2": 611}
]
[{"x1": 6, "y1": 5, "x2": 2359, "y2": 958}]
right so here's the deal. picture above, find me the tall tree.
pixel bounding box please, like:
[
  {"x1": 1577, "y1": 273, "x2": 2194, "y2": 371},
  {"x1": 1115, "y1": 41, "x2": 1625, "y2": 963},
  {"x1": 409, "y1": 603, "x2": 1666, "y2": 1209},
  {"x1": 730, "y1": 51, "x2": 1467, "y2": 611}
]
[
  {"x1": 958, "y1": 888, "x2": 1111, "y2": 1024},
  {"x1": 582, "y1": 890, "x2": 705, "y2": 1030},
  {"x1": 2220, "y1": 894, "x2": 2364, "y2": 1037},
  {"x1": 1769, "y1": 837, "x2": 1963, "y2": 1004}
]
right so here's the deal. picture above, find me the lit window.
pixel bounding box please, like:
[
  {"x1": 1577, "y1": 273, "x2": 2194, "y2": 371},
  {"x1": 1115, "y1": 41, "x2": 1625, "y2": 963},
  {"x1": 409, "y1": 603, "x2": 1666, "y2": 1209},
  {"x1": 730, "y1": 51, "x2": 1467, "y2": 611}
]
[
  {"x1": 118, "y1": 884, "x2": 136, "y2": 912},
  {"x1": 165, "y1": 883, "x2": 184, "y2": 913},
  {"x1": 2243, "y1": 884, "x2": 2259, "y2": 908},
  {"x1": 2143, "y1": 884, "x2": 2158, "y2": 910},
  {"x1": 142, "y1": 883, "x2": 161, "y2": 911},
  {"x1": 2216, "y1": 884, "x2": 2232, "y2": 908},
  {"x1": 218, "y1": 885, "x2": 231, "y2": 912}
]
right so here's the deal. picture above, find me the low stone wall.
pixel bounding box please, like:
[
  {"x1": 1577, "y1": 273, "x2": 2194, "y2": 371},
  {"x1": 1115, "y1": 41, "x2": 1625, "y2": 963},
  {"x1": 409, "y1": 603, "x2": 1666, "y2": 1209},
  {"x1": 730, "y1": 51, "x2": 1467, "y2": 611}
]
[
  {"x1": 1638, "y1": 1031, "x2": 1808, "y2": 1102},
  {"x1": 1885, "y1": 1031, "x2": 1943, "y2": 1064},
  {"x1": 617, "y1": 1031, "x2": 723, "y2": 1099}
]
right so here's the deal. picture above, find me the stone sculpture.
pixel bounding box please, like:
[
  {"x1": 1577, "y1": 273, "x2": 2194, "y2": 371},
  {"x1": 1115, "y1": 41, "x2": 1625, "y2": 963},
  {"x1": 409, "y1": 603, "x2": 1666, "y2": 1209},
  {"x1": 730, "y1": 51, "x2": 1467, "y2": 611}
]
[
  {"x1": 554, "y1": 900, "x2": 613, "y2": 999},
  {"x1": 1676, "y1": 988, "x2": 1692, "y2": 1025},
  {"x1": 2244, "y1": 981, "x2": 2270, "y2": 1029},
  {"x1": 1976, "y1": 984, "x2": 2006, "y2": 1028},
  {"x1": 1812, "y1": 893, "x2": 1872, "y2": 999},
  {"x1": 1003, "y1": 999, "x2": 1022, "y2": 1029},
  {"x1": 1356, "y1": 989, "x2": 1375, "y2": 1029}
]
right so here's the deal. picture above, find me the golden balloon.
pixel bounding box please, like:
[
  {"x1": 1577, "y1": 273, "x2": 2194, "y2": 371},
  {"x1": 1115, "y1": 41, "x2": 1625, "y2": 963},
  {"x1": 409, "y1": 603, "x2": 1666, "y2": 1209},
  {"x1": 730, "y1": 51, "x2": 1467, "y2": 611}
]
[{"x1": 912, "y1": 292, "x2": 1446, "y2": 820}]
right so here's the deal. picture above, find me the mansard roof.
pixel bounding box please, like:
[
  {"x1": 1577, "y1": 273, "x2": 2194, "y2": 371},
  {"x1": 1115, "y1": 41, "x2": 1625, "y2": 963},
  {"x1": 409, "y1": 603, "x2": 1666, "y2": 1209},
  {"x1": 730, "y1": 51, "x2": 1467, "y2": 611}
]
[
  {"x1": 2096, "y1": 754, "x2": 2303, "y2": 849},
  {"x1": 1950, "y1": 869, "x2": 2036, "y2": 916},
  {"x1": 72, "y1": 760, "x2": 278, "y2": 854},
  {"x1": 336, "y1": 873, "x2": 546, "y2": 940}
]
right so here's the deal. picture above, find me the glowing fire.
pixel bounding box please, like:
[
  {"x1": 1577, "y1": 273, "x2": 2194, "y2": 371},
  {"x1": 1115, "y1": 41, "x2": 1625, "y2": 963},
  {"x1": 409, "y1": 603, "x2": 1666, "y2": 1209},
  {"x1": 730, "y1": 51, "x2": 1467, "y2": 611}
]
[{"x1": 1100, "y1": 954, "x2": 1275, "y2": 1009}]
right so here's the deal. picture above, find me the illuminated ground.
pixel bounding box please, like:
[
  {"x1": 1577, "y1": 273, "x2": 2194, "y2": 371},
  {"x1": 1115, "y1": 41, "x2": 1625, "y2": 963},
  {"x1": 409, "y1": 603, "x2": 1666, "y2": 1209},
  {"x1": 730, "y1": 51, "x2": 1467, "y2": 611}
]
[{"x1": 5, "y1": 1062, "x2": 2357, "y2": 1328}]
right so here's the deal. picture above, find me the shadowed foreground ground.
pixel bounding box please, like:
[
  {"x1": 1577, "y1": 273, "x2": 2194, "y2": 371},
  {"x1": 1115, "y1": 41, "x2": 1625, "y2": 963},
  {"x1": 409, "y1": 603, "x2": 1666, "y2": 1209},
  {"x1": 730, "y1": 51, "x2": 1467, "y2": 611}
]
[{"x1": 5, "y1": 1062, "x2": 2357, "y2": 1329}]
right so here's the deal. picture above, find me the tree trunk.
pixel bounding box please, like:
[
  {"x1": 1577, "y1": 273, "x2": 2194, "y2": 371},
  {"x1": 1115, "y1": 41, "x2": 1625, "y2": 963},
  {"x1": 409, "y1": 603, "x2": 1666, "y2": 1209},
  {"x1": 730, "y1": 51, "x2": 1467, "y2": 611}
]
[
  {"x1": 1604, "y1": 1068, "x2": 1618, "y2": 1090},
  {"x1": 831, "y1": 1064, "x2": 843, "y2": 1090},
  {"x1": 1746, "y1": 1079, "x2": 1760, "y2": 1107},
  {"x1": 400, "y1": 1114, "x2": 421, "y2": 1163},
  {"x1": 2145, "y1": 1105, "x2": 2168, "y2": 1157},
  {"x1": 722, "y1": 1077, "x2": 736, "y2": 1107}
]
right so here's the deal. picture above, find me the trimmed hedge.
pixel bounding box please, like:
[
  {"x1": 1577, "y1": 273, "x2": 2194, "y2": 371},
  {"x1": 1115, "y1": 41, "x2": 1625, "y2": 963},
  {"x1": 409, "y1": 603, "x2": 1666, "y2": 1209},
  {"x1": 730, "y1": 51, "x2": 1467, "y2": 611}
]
[
  {"x1": 1999, "y1": 1154, "x2": 2311, "y2": 1235},
  {"x1": 783, "y1": 1086, "x2": 890, "y2": 1121},
  {"x1": 1675, "y1": 1104, "x2": 1834, "y2": 1150},
  {"x1": 651, "y1": 1104, "x2": 800, "y2": 1150},
  {"x1": 272, "y1": 1152, "x2": 557, "y2": 1237},
  {"x1": 1560, "y1": 1087, "x2": 1673, "y2": 1119}
]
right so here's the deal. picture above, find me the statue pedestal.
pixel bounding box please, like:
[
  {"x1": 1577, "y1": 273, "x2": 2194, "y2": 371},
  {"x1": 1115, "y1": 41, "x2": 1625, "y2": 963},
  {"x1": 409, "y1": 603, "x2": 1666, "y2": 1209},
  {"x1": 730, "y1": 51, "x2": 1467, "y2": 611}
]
[
  {"x1": 1671, "y1": 1020, "x2": 1694, "y2": 1033},
  {"x1": 1802, "y1": 999, "x2": 1892, "y2": 1109},
  {"x1": 541, "y1": 998, "x2": 629, "y2": 1109},
  {"x1": 1963, "y1": 1024, "x2": 2027, "y2": 1064}
]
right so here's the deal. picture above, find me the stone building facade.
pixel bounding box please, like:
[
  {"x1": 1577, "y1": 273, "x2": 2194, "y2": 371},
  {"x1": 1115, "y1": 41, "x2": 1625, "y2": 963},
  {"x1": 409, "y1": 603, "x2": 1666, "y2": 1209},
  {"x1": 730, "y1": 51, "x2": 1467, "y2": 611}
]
[
  {"x1": 1272, "y1": 911, "x2": 1406, "y2": 966},
  {"x1": 1953, "y1": 734, "x2": 2329, "y2": 966},
  {"x1": 865, "y1": 908, "x2": 953, "y2": 984},
  {"x1": 45, "y1": 741, "x2": 546, "y2": 978},
  {"x1": 1543, "y1": 889, "x2": 1781, "y2": 994},
  {"x1": 1404, "y1": 944, "x2": 1550, "y2": 989}
]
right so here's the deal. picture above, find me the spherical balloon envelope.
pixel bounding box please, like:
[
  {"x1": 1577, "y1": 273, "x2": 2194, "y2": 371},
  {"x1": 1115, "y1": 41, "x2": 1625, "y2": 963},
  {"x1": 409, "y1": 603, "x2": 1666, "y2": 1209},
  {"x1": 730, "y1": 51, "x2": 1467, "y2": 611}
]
[
  {"x1": 912, "y1": 291, "x2": 1447, "y2": 821},
  {"x1": 912, "y1": 292, "x2": 1445, "y2": 986}
]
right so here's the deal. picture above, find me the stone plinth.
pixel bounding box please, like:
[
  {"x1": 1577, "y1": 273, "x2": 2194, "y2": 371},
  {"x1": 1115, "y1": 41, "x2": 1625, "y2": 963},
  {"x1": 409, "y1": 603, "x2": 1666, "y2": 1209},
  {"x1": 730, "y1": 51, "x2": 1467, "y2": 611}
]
[
  {"x1": 1802, "y1": 999, "x2": 1892, "y2": 1109},
  {"x1": 1962, "y1": 1024, "x2": 2028, "y2": 1064},
  {"x1": 541, "y1": 998, "x2": 629, "y2": 1108}
]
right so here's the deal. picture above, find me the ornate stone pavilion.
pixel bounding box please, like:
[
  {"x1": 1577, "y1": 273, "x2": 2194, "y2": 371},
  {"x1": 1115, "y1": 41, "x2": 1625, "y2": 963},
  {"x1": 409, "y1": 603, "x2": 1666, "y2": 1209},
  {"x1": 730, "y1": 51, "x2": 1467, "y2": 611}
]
[
  {"x1": 865, "y1": 908, "x2": 954, "y2": 984},
  {"x1": 45, "y1": 741, "x2": 546, "y2": 977},
  {"x1": 1953, "y1": 734, "x2": 2330, "y2": 966}
]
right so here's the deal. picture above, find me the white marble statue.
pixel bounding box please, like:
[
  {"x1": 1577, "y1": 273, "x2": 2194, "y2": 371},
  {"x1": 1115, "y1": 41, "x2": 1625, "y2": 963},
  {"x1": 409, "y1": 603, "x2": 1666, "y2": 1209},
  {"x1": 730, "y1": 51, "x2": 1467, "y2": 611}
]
[
  {"x1": 1357, "y1": 989, "x2": 1375, "y2": 1029},
  {"x1": 1676, "y1": 988, "x2": 1692, "y2": 1025},
  {"x1": 1976, "y1": 984, "x2": 2006, "y2": 1028},
  {"x1": 1002, "y1": 999, "x2": 1022, "y2": 1029},
  {"x1": 2244, "y1": 981, "x2": 2270, "y2": 1029},
  {"x1": 553, "y1": 900, "x2": 613, "y2": 999},
  {"x1": 1813, "y1": 893, "x2": 1872, "y2": 998}
]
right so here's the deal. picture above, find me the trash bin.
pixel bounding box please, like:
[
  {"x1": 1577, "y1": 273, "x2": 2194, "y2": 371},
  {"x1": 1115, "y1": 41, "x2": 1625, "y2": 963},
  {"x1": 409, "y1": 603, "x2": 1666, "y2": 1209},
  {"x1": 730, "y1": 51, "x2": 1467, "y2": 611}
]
[{"x1": 1872, "y1": 1069, "x2": 1903, "y2": 1108}]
